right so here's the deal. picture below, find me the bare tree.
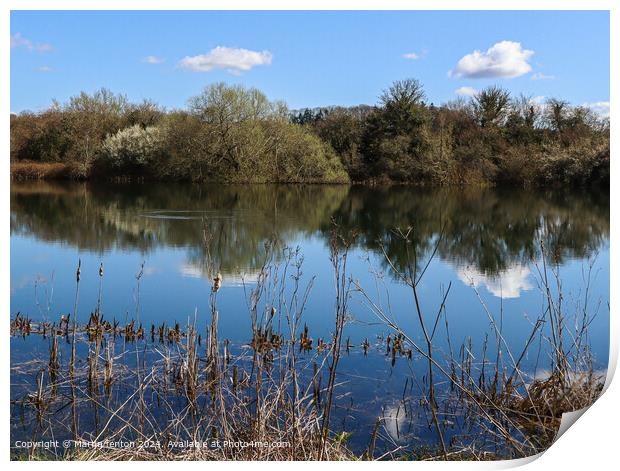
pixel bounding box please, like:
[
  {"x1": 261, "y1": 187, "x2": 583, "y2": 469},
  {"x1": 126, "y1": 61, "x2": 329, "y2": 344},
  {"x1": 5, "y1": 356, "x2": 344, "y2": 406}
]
[
  {"x1": 544, "y1": 98, "x2": 569, "y2": 132},
  {"x1": 380, "y1": 78, "x2": 426, "y2": 108}
]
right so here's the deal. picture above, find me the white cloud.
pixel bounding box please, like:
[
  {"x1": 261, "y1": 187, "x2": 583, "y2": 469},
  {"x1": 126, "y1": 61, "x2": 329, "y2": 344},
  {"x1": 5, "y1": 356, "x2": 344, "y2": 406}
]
[
  {"x1": 10, "y1": 33, "x2": 53, "y2": 52},
  {"x1": 531, "y1": 72, "x2": 555, "y2": 80},
  {"x1": 583, "y1": 101, "x2": 610, "y2": 118},
  {"x1": 455, "y1": 86, "x2": 478, "y2": 97},
  {"x1": 178, "y1": 46, "x2": 273, "y2": 74},
  {"x1": 11, "y1": 33, "x2": 31, "y2": 49},
  {"x1": 36, "y1": 66, "x2": 53, "y2": 73},
  {"x1": 450, "y1": 40, "x2": 534, "y2": 79},
  {"x1": 142, "y1": 55, "x2": 164, "y2": 64},
  {"x1": 457, "y1": 264, "x2": 533, "y2": 299},
  {"x1": 36, "y1": 43, "x2": 53, "y2": 53},
  {"x1": 402, "y1": 52, "x2": 420, "y2": 60}
]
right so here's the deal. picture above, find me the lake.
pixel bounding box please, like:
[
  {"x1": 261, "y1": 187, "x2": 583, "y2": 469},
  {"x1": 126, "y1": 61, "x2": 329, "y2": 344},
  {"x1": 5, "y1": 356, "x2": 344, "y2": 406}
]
[{"x1": 10, "y1": 181, "x2": 610, "y2": 458}]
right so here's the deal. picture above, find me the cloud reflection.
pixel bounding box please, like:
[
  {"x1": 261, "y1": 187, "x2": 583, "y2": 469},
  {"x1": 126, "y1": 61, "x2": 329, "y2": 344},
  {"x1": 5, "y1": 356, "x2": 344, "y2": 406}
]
[
  {"x1": 457, "y1": 264, "x2": 533, "y2": 299},
  {"x1": 178, "y1": 263, "x2": 260, "y2": 286}
]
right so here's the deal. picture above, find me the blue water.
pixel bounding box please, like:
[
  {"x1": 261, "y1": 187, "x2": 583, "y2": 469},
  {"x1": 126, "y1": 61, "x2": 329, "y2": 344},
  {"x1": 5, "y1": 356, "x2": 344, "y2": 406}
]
[{"x1": 10, "y1": 181, "x2": 610, "y2": 454}]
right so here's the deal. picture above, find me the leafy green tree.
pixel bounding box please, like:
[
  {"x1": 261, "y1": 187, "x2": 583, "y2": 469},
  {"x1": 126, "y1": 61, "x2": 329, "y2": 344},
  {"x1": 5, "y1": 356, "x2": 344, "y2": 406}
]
[
  {"x1": 379, "y1": 78, "x2": 427, "y2": 134},
  {"x1": 311, "y1": 107, "x2": 367, "y2": 179},
  {"x1": 361, "y1": 79, "x2": 431, "y2": 181}
]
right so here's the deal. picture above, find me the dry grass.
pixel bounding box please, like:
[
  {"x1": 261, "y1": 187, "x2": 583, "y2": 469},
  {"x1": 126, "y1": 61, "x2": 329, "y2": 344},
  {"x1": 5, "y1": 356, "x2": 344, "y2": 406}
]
[
  {"x1": 11, "y1": 161, "x2": 74, "y2": 180},
  {"x1": 10, "y1": 230, "x2": 362, "y2": 461},
  {"x1": 10, "y1": 226, "x2": 606, "y2": 461},
  {"x1": 353, "y1": 229, "x2": 606, "y2": 459}
]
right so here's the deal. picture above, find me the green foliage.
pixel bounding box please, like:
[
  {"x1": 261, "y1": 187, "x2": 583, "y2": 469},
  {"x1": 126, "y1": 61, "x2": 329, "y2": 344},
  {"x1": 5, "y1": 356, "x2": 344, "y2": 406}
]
[
  {"x1": 158, "y1": 83, "x2": 348, "y2": 183},
  {"x1": 9, "y1": 80, "x2": 609, "y2": 186},
  {"x1": 335, "y1": 431, "x2": 353, "y2": 445},
  {"x1": 274, "y1": 122, "x2": 349, "y2": 183},
  {"x1": 308, "y1": 107, "x2": 370, "y2": 180},
  {"x1": 379, "y1": 78, "x2": 427, "y2": 133},
  {"x1": 360, "y1": 79, "x2": 431, "y2": 181}
]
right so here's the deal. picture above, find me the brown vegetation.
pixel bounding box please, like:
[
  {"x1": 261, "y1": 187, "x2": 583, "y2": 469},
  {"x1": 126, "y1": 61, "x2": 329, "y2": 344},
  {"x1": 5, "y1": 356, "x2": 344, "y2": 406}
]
[
  {"x1": 10, "y1": 80, "x2": 609, "y2": 186},
  {"x1": 10, "y1": 161, "x2": 74, "y2": 180},
  {"x1": 10, "y1": 226, "x2": 605, "y2": 461}
]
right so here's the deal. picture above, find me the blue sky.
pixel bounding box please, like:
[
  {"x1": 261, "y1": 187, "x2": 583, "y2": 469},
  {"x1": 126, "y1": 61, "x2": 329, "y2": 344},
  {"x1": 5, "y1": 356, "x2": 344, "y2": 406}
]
[{"x1": 10, "y1": 10, "x2": 610, "y2": 114}]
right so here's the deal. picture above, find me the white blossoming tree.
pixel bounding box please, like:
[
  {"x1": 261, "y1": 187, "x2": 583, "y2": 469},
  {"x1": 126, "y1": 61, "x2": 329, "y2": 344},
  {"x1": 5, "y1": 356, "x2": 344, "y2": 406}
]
[{"x1": 101, "y1": 125, "x2": 163, "y2": 168}]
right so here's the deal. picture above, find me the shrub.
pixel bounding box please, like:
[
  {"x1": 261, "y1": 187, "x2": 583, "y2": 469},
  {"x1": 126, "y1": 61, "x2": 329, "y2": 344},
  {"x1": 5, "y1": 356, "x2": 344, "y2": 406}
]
[
  {"x1": 101, "y1": 125, "x2": 163, "y2": 170},
  {"x1": 9, "y1": 81, "x2": 609, "y2": 186},
  {"x1": 275, "y1": 122, "x2": 350, "y2": 183}
]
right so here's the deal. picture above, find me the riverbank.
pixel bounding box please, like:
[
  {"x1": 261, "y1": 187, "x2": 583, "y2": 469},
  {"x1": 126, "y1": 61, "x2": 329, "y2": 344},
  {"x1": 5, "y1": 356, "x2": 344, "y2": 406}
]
[
  {"x1": 9, "y1": 158, "x2": 609, "y2": 189},
  {"x1": 11, "y1": 161, "x2": 75, "y2": 181}
]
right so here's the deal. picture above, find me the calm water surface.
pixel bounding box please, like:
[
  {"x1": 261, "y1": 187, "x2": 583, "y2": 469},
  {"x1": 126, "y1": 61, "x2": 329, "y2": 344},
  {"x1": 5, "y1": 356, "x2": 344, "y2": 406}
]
[{"x1": 10, "y1": 181, "x2": 610, "y2": 453}]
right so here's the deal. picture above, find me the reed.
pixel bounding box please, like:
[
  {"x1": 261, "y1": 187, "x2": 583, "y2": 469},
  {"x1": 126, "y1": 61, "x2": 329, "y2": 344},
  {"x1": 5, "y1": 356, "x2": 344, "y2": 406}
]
[
  {"x1": 353, "y1": 226, "x2": 605, "y2": 459},
  {"x1": 10, "y1": 230, "x2": 605, "y2": 461}
]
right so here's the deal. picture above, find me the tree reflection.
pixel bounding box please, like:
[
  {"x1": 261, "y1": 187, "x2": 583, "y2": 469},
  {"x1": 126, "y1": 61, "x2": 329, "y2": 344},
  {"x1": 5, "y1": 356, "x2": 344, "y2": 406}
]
[
  {"x1": 11, "y1": 182, "x2": 608, "y2": 278},
  {"x1": 323, "y1": 185, "x2": 608, "y2": 274}
]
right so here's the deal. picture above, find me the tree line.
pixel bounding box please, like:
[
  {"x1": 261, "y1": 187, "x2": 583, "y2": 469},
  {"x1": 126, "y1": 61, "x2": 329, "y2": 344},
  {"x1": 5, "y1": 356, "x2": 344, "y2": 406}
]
[{"x1": 10, "y1": 80, "x2": 609, "y2": 186}]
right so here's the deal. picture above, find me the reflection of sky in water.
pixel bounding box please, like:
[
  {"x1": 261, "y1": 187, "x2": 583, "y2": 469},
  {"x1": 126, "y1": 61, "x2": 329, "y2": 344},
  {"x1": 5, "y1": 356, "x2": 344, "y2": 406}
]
[
  {"x1": 10, "y1": 232, "x2": 610, "y2": 370},
  {"x1": 382, "y1": 403, "x2": 411, "y2": 444},
  {"x1": 456, "y1": 263, "x2": 533, "y2": 299},
  {"x1": 178, "y1": 262, "x2": 261, "y2": 286},
  {"x1": 10, "y1": 183, "x2": 610, "y2": 454}
]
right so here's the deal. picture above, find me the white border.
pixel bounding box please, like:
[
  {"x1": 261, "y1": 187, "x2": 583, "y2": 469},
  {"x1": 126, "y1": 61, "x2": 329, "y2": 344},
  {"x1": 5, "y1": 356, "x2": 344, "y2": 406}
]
[{"x1": 2, "y1": 1, "x2": 616, "y2": 469}]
